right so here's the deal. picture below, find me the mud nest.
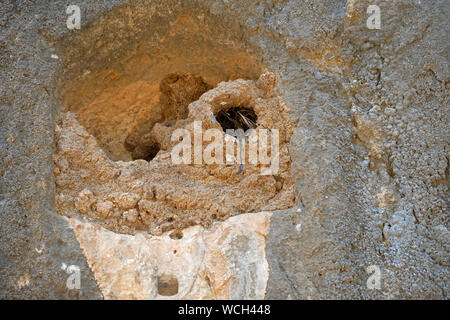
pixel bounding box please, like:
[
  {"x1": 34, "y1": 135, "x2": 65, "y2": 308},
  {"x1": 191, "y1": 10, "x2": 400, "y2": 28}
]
[{"x1": 216, "y1": 107, "x2": 257, "y2": 132}]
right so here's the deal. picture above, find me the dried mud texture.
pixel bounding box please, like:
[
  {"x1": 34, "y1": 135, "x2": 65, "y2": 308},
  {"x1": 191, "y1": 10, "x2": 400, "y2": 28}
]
[{"x1": 54, "y1": 73, "x2": 295, "y2": 236}]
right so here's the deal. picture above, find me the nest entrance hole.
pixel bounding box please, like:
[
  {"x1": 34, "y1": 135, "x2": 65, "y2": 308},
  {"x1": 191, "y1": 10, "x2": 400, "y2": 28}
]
[{"x1": 215, "y1": 107, "x2": 257, "y2": 132}]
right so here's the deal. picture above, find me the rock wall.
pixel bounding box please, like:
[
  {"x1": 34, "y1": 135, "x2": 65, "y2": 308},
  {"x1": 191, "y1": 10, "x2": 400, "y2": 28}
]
[{"x1": 0, "y1": 0, "x2": 448, "y2": 299}]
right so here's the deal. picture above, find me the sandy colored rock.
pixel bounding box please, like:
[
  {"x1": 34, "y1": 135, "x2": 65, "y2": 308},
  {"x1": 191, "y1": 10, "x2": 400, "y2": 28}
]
[{"x1": 68, "y1": 212, "x2": 272, "y2": 299}]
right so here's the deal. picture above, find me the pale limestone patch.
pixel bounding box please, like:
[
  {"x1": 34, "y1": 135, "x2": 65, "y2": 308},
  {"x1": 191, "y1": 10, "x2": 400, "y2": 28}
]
[{"x1": 68, "y1": 211, "x2": 272, "y2": 300}]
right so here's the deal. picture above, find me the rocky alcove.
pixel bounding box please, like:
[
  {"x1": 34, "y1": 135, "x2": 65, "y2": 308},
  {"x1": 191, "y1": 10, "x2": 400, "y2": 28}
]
[{"x1": 54, "y1": 6, "x2": 296, "y2": 237}]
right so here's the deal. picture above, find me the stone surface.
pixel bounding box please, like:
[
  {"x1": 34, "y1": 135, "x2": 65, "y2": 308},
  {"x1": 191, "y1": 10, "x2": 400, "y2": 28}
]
[
  {"x1": 0, "y1": 0, "x2": 448, "y2": 299},
  {"x1": 68, "y1": 212, "x2": 271, "y2": 299}
]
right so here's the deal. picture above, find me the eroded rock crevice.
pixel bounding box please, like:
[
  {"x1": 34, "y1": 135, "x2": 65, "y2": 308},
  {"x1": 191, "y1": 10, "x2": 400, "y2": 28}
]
[{"x1": 124, "y1": 72, "x2": 211, "y2": 161}]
